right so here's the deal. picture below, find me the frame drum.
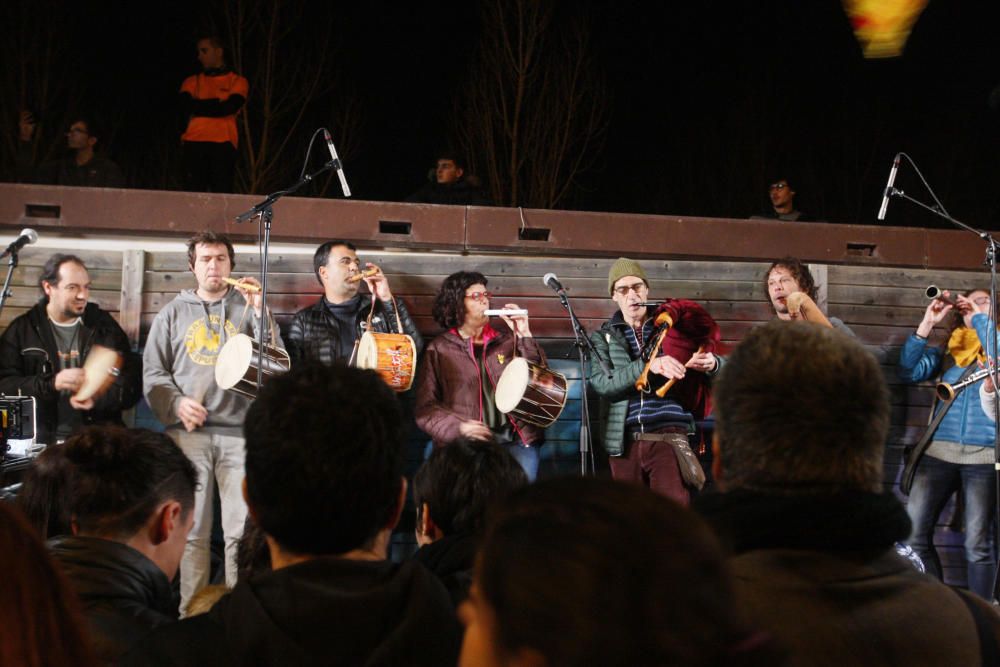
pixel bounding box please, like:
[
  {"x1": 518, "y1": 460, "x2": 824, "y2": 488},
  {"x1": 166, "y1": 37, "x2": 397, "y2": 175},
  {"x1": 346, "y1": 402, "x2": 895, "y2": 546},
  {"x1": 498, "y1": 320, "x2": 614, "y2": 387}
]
[
  {"x1": 73, "y1": 345, "x2": 123, "y2": 402},
  {"x1": 356, "y1": 332, "x2": 416, "y2": 392},
  {"x1": 494, "y1": 358, "x2": 568, "y2": 428},
  {"x1": 215, "y1": 333, "x2": 291, "y2": 399}
]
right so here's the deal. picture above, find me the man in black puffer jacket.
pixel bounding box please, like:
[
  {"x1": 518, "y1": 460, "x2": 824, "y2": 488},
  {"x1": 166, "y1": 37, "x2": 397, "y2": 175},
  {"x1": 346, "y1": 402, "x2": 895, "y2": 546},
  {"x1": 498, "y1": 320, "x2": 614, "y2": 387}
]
[
  {"x1": 44, "y1": 425, "x2": 196, "y2": 663},
  {"x1": 285, "y1": 240, "x2": 422, "y2": 366}
]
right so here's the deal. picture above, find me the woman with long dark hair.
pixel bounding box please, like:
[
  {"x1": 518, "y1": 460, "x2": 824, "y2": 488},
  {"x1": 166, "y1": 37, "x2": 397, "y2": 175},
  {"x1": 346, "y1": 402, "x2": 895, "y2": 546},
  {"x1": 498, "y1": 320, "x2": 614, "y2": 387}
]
[{"x1": 415, "y1": 271, "x2": 547, "y2": 480}]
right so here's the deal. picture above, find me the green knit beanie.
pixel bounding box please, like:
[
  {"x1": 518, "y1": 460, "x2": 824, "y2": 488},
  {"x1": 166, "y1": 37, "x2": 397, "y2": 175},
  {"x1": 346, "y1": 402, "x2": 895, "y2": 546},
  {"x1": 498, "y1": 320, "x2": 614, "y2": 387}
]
[{"x1": 607, "y1": 257, "x2": 648, "y2": 295}]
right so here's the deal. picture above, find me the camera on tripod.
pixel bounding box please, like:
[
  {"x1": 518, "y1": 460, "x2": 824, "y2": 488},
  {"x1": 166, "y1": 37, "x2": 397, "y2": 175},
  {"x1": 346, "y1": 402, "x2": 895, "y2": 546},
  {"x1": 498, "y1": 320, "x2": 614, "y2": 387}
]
[{"x1": 0, "y1": 395, "x2": 37, "y2": 458}]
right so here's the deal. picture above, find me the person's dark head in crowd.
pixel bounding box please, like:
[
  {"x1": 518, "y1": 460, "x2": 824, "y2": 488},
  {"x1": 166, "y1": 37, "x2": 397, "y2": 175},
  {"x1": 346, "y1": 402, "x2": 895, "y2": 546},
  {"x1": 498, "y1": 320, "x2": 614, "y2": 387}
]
[
  {"x1": 713, "y1": 322, "x2": 886, "y2": 494},
  {"x1": 14, "y1": 444, "x2": 75, "y2": 539},
  {"x1": 459, "y1": 477, "x2": 777, "y2": 667},
  {"x1": 244, "y1": 364, "x2": 407, "y2": 560},
  {"x1": 412, "y1": 440, "x2": 528, "y2": 604},
  {"x1": 0, "y1": 502, "x2": 99, "y2": 667},
  {"x1": 120, "y1": 362, "x2": 461, "y2": 667},
  {"x1": 47, "y1": 425, "x2": 197, "y2": 663},
  {"x1": 414, "y1": 439, "x2": 528, "y2": 542},
  {"x1": 698, "y1": 321, "x2": 1000, "y2": 665},
  {"x1": 405, "y1": 149, "x2": 492, "y2": 206}
]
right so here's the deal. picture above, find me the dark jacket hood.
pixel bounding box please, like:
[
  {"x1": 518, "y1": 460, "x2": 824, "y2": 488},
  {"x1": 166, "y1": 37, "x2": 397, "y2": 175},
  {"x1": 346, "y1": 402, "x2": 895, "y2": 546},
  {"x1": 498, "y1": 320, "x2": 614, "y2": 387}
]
[{"x1": 122, "y1": 556, "x2": 460, "y2": 666}]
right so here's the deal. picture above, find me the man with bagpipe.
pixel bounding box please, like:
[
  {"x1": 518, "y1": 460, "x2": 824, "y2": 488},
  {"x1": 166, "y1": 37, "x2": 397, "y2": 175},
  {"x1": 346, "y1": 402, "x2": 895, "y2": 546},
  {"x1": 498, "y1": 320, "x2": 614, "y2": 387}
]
[{"x1": 589, "y1": 258, "x2": 721, "y2": 505}]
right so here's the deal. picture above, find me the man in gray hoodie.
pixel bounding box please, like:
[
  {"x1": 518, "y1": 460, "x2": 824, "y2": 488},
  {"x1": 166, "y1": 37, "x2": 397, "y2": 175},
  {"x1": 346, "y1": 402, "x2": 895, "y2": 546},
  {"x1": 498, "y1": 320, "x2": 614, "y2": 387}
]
[{"x1": 143, "y1": 230, "x2": 283, "y2": 614}]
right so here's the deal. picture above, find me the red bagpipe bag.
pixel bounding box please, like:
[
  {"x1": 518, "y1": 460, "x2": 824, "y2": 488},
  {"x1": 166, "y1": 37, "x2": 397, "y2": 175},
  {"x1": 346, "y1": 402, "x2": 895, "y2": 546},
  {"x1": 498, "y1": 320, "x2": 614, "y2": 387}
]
[{"x1": 651, "y1": 299, "x2": 721, "y2": 419}]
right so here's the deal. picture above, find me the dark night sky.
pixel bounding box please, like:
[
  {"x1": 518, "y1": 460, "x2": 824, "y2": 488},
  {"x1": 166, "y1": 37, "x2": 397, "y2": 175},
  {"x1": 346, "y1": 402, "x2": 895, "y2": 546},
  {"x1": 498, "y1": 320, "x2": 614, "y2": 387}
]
[{"x1": 23, "y1": 1, "x2": 1000, "y2": 229}]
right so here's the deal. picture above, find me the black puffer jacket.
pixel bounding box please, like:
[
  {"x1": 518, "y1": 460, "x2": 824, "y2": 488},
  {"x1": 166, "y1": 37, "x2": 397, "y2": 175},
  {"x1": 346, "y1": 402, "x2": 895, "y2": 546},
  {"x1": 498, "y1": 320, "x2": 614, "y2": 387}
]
[
  {"x1": 285, "y1": 295, "x2": 423, "y2": 366},
  {"x1": 0, "y1": 301, "x2": 141, "y2": 444},
  {"x1": 49, "y1": 535, "x2": 178, "y2": 664}
]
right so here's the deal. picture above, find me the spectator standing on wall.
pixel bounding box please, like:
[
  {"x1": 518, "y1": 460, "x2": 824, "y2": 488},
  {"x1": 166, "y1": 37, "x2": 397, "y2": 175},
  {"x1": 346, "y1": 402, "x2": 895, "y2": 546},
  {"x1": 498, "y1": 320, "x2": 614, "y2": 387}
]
[{"x1": 179, "y1": 36, "x2": 248, "y2": 193}]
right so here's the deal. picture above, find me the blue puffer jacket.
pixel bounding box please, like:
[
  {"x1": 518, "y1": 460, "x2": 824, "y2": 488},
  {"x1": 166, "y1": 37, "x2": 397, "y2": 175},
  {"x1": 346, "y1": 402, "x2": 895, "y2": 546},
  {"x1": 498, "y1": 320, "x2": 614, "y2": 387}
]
[{"x1": 897, "y1": 313, "x2": 996, "y2": 447}]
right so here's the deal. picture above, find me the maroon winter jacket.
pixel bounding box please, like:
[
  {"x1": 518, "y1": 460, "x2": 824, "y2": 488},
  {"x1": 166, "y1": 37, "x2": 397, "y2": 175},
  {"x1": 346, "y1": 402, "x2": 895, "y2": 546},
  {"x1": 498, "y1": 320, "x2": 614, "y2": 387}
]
[{"x1": 415, "y1": 324, "x2": 546, "y2": 447}]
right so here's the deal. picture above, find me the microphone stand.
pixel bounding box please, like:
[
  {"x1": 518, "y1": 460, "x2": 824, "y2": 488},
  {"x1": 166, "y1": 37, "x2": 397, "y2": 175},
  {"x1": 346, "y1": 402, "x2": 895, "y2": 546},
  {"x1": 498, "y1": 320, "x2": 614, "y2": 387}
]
[
  {"x1": 234, "y1": 158, "x2": 341, "y2": 390},
  {"x1": 553, "y1": 287, "x2": 610, "y2": 476},
  {"x1": 0, "y1": 246, "x2": 21, "y2": 321},
  {"x1": 885, "y1": 174, "x2": 1000, "y2": 602}
]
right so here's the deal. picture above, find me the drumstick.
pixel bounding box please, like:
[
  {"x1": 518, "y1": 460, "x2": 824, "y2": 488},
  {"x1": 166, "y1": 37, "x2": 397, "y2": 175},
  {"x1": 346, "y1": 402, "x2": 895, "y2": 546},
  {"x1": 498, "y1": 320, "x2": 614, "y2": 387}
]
[
  {"x1": 223, "y1": 277, "x2": 261, "y2": 293},
  {"x1": 347, "y1": 268, "x2": 379, "y2": 283}
]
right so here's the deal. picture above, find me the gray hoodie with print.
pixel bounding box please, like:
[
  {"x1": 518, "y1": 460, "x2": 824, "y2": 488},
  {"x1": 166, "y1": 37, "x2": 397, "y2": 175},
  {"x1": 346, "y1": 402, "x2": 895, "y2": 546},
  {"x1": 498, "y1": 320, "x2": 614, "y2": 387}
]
[{"x1": 143, "y1": 288, "x2": 283, "y2": 435}]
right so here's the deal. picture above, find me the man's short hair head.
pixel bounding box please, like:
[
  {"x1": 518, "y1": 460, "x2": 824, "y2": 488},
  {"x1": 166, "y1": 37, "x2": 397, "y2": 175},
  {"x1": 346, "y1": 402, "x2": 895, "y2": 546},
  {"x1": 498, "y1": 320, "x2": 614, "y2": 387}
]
[
  {"x1": 186, "y1": 230, "x2": 235, "y2": 270},
  {"x1": 62, "y1": 426, "x2": 197, "y2": 539},
  {"x1": 714, "y1": 321, "x2": 888, "y2": 493},
  {"x1": 436, "y1": 150, "x2": 466, "y2": 172},
  {"x1": 413, "y1": 440, "x2": 527, "y2": 536},
  {"x1": 312, "y1": 240, "x2": 357, "y2": 285},
  {"x1": 243, "y1": 362, "x2": 405, "y2": 555},
  {"x1": 38, "y1": 253, "x2": 86, "y2": 293},
  {"x1": 607, "y1": 257, "x2": 648, "y2": 295},
  {"x1": 763, "y1": 257, "x2": 816, "y2": 312},
  {"x1": 432, "y1": 271, "x2": 488, "y2": 329},
  {"x1": 471, "y1": 477, "x2": 752, "y2": 666},
  {"x1": 198, "y1": 35, "x2": 225, "y2": 50},
  {"x1": 68, "y1": 116, "x2": 102, "y2": 144},
  {"x1": 196, "y1": 36, "x2": 226, "y2": 71},
  {"x1": 768, "y1": 176, "x2": 797, "y2": 210}
]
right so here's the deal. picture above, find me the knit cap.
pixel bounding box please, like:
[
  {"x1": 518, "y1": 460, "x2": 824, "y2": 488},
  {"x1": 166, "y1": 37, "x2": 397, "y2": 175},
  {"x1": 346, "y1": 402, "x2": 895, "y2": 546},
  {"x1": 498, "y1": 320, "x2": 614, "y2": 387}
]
[{"x1": 608, "y1": 257, "x2": 648, "y2": 295}]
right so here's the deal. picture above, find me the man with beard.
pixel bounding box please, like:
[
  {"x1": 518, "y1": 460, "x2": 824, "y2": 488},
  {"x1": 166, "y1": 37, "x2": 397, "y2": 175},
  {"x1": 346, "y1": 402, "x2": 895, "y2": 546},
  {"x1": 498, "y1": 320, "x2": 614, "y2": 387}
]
[{"x1": 0, "y1": 253, "x2": 140, "y2": 443}]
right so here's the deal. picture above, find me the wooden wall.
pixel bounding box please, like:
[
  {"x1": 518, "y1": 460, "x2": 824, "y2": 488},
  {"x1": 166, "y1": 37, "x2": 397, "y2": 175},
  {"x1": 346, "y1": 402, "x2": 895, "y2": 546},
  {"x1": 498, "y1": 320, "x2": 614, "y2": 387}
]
[{"x1": 1, "y1": 197, "x2": 993, "y2": 582}]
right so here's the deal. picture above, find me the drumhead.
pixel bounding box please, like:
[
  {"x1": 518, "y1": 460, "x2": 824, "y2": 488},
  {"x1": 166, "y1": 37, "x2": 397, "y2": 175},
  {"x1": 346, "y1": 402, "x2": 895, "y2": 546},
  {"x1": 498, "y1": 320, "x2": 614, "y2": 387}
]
[
  {"x1": 215, "y1": 334, "x2": 253, "y2": 389},
  {"x1": 74, "y1": 345, "x2": 121, "y2": 401},
  {"x1": 356, "y1": 331, "x2": 377, "y2": 369},
  {"x1": 494, "y1": 357, "x2": 530, "y2": 414}
]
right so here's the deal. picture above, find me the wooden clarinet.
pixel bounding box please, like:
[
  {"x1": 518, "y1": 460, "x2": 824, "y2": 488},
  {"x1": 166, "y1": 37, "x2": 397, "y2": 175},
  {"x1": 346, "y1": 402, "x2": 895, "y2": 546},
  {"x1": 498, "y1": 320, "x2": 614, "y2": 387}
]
[
  {"x1": 634, "y1": 312, "x2": 673, "y2": 393},
  {"x1": 655, "y1": 344, "x2": 705, "y2": 398}
]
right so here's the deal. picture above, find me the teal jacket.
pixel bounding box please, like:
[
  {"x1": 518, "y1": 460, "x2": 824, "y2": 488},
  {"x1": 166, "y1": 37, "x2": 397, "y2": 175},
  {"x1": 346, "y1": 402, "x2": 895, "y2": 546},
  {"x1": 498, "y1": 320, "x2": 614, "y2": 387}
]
[{"x1": 589, "y1": 314, "x2": 698, "y2": 457}]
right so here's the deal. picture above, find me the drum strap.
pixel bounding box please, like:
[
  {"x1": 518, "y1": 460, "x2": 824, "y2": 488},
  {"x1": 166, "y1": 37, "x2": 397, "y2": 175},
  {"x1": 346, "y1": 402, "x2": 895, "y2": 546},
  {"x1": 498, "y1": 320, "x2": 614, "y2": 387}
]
[
  {"x1": 365, "y1": 295, "x2": 404, "y2": 335},
  {"x1": 236, "y1": 302, "x2": 280, "y2": 347}
]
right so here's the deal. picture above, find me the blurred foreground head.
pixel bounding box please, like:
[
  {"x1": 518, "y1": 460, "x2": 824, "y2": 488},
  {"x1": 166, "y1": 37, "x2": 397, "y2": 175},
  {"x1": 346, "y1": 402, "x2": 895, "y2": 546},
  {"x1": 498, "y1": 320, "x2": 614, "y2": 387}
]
[
  {"x1": 460, "y1": 477, "x2": 773, "y2": 667},
  {"x1": 714, "y1": 321, "x2": 888, "y2": 493}
]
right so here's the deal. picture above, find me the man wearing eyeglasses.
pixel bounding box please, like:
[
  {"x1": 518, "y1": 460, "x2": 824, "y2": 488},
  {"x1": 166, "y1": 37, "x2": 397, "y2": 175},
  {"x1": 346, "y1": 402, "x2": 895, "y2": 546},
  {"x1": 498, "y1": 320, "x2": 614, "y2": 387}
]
[
  {"x1": 588, "y1": 258, "x2": 720, "y2": 504},
  {"x1": 764, "y1": 177, "x2": 809, "y2": 222},
  {"x1": 15, "y1": 112, "x2": 124, "y2": 188}
]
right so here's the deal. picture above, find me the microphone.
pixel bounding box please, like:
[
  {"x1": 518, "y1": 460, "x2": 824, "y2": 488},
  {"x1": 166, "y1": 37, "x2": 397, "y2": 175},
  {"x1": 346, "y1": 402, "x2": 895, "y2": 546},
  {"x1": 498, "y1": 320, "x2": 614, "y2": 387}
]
[
  {"x1": 877, "y1": 153, "x2": 901, "y2": 221},
  {"x1": 0, "y1": 228, "x2": 38, "y2": 259},
  {"x1": 543, "y1": 273, "x2": 565, "y2": 294},
  {"x1": 323, "y1": 129, "x2": 351, "y2": 198}
]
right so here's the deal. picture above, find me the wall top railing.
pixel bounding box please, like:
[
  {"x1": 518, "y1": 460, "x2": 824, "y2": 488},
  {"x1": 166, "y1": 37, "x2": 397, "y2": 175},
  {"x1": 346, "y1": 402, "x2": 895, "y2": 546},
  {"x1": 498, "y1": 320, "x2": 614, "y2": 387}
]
[{"x1": 0, "y1": 183, "x2": 988, "y2": 270}]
